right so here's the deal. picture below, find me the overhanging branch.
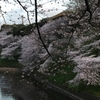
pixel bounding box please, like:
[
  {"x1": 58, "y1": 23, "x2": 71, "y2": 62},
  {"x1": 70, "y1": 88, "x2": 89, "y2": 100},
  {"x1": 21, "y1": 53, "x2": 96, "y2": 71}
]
[
  {"x1": 34, "y1": 0, "x2": 51, "y2": 57},
  {"x1": 84, "y1": 0, "x2": 92, "y2": 21},
  {"x1": 16, "y1": 0, "x2": 31, "y2": 24}
]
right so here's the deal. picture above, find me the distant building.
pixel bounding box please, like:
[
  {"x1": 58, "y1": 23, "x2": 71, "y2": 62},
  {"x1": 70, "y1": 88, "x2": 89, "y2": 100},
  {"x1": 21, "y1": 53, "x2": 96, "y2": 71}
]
[{"x1": 48, "y1": 10, "x2": 71, "y2": 20}]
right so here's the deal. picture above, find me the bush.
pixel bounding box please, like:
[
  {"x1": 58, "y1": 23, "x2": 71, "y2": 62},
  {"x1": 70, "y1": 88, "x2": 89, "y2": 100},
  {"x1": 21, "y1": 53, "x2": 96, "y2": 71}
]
[
  {"x1": 38, "y1": 18, "x2": 48, "y2": 27},
  {"x1": 7, "y1": 24, "x2": 35, "y2": 36}
]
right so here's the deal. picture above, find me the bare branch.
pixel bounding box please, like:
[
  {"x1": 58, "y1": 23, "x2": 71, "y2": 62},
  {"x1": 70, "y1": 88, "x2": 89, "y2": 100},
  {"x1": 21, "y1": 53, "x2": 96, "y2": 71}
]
[
  {"x1": 16, "y1": 0, "x2": 31, "y2": 24},
  {"x1": 30, "y1": 0, "x2": 34, "y2": 6},
  {"x1": 34, "y1": 0, "x2": 51, "y2": 57},
  {"x1": 0, "y1": 6, "x2": 7, "y2": 24}
]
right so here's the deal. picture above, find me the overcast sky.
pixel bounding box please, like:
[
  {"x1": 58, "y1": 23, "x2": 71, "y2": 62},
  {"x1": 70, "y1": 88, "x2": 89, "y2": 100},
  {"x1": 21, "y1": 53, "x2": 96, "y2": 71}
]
[{"x1": 0, "y1": 0, "x2": 70, "y2": 26}]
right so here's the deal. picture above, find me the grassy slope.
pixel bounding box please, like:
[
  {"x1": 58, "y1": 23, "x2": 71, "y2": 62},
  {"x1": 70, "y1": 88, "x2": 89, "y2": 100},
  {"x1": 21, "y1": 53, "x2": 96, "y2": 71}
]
[{"x1": 0, "y1": 58, "x2": 23, "y2": 68}]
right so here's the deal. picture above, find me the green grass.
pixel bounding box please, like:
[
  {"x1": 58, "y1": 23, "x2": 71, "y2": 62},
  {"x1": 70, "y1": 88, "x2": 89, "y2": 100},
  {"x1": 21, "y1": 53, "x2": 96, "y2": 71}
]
[
  {"x1": 38, "y1": 58, "x2": 77, "y2": 87},
  {"x1": 48, "y1": 62, "x2": 76, "y2": 85},
  {"x1": 76, "y1": 84, "x2": 100, "y2": 98},
  {"x1": 0, "y1": 58, "x2": 23, "y2": 68},
  {"x1": 87, "y1": 86, "x2": 100, "y2": 96},
  {"x1": 32, "y1": 57, "x2": 100, "y2": 99},
  {"x1": 32, "y1": 57, "x2": 76, "y2": 86}
]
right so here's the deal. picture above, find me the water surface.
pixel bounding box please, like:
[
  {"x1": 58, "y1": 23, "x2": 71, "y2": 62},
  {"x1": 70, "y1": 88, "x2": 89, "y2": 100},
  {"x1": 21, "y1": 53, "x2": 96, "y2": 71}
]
[{"x1": 0, "y1": 73, "x2": 50, "y2": 100}]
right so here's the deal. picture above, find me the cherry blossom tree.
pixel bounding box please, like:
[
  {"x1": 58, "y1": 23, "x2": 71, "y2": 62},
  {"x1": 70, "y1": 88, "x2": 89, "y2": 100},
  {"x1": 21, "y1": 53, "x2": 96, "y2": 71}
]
[{"x1": 0, "y1": 0, "x2": 100, "y2": 86}]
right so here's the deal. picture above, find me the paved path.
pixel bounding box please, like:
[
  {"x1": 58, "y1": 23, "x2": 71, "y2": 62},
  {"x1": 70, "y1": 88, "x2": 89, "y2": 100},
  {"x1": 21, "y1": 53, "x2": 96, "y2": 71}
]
[{"x1": 0, "y1": 67, "x2": 19, "y2": 72}]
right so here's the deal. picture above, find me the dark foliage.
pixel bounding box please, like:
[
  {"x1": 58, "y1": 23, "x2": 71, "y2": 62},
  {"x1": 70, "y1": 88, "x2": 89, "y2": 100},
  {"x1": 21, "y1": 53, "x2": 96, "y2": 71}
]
[
  {"x1": 7, "y1": 24, "x2": 35, "y2": 36},
  {"x1": 38, "y1": 18, "x2": 48, "y2": 27}
]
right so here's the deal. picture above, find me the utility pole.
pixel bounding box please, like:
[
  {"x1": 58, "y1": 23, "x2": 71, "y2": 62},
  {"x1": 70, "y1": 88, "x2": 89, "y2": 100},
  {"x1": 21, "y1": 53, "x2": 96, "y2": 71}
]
[{"x1": 21, "y1": 15, "x2": 25, "y2": 24}]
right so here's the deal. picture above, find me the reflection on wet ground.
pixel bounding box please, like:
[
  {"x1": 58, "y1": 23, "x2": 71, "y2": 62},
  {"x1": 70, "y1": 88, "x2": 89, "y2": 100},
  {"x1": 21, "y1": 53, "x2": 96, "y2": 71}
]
[{"x1": 0, "y1": 73, "x2": 50, "y2": 100}]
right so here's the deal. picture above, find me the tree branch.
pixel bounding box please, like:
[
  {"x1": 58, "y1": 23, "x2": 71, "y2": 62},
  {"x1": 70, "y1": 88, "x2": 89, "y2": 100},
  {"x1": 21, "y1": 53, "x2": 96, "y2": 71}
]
[
  {"x1": 34, "y1": 0, "x2": 51, "y2": 57},
  {"x1": 84, "y1": 0, "x2": 93, "y2": 25},
  {"x1": 16, "y1": 0, "x2": 31, "y2": 24},
  {"x1": 30, "y1": 0, "x2": 34, "y2": 6}
]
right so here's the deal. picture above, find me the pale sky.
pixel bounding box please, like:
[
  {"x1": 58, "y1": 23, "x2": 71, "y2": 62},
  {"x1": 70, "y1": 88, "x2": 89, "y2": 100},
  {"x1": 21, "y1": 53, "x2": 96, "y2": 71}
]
[{"x1": 0, "y1": 0, "x2": 70, "y2": 26}]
